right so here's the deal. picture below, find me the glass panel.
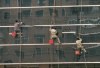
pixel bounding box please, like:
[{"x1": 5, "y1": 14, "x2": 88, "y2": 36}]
[
  {"x1": 4, "y1": 0, "x2": 10, "y2": 4},
  {"x1": 18, "y1": 0, "x2": 31, "y2": 6},
  {"x1": 0, "y1": 0, "x2": 100, "y2": 64},
  {"x1": 35, "y1": 10, "x2": 43, "y2": 17},
  {"x1": 22, "y1": 10, "x2": 31, "y2": 17},
  {"x1": 4, "y1": 12, "x2": 10, "y2": 19},
  {"x1": 48, "y1": 0, "x2": 54, "y2": 6},
  {"x1": 37, "y1": 0, "x2": 45, "y2": 6}
]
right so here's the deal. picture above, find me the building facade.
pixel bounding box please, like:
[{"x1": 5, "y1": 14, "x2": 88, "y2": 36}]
[{"x1": 0, "y1": 0, "x2": 100, "y2": 68}]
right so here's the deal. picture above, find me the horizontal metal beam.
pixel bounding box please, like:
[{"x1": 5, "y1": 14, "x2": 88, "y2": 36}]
[
  {"x1": 0, "y1": 25, "x2": 33, "y2": 28},
  {"x1": 0, "y1": 26, "x2": 14, "y2": 27},
  {"x1": 0, "y1": 43, "x2": 100, "y2": 46},
  {"x1": 62, "y1": 32, "x2": 76, "y2": 34},
  {"x1": 0, "y1": 44, "x2": 50, "y2": 46},
  {"x1": 0, "y1": 62, "x2": 99, "y2": 65},
  {"x1": 81, "y1": 32, "x2": 100, "y2": 35},
  {"x1": 34, "y1": 24, "x2": 100, "y2": 27},
  {"x1": 0, "y1": 5, "x2": 100, "y2": 9},
  {"x1": 0, "y1": 24, "x2": 99, "y2": 27}
]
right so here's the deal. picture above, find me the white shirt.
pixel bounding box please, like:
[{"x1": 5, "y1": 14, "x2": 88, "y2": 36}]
[
  {"x1": 49, "y1": 28, "x2": 57, "y2": 35},
  {"x1": 76, "y1": 38, "x2": 82, "y2": 48}
]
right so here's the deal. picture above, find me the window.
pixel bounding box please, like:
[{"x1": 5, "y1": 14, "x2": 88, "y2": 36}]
[
  {"x1": 15, "y1": 51, "x2": 24, "y2": 59},
  {"x1": 18, "y1": 0, "x2": 31, "y2": 6},
  {"x1": 4, "y1": 67, "x2": 16, "y2": 68},
  {"x1": 4, "y1": 12, "x2": 10, "y2": 19},
  {"x1": 70, "y1": 7, "x2": 78, "y2": 15},
  {"x1": 4, "y1": 0, "x2": 10, "y2": 5},
  {"x1": 71, "y1": 7, "x2": 92, "y2": 15},
  {"x1": 34, "y1": 35, "x2": 45, "y2": 43},
  {"x1": 22, "y1": 27, "x2": 29, "y2": 43},
  {"x1": 29, "y1": 67, "x2": 39, "y2": 68},
  {"x1": 21, "y1": 67, "x2": 27, "y2": 68},
  {"x1": 65, "y1": 0, "x2": 70, "y2": 2},
  {"x1": 18, "y1": 10, "x2": 31, "y2": 18},
  {"x1": 81, "y1": 7, "x2": 92, "y2": 14},
  {"x1": 49, "y1": 8, "x2": 53, "y2": 16},
  {"x1": 0, "y1": 47, "x2": 3, "y2": 56},
  {"x1": 4, "y1": 60, "x2": 13, "y2": 63},
  {"x1": 89, "y1": 0, "x2": 100, "y2": 4},
  {"x1": 35, "y1": 10, "x2": 43, "y2": 17},
  {"x1": 49, "y1": 9, "x2": 58, "y2": 16},
  {"x1": 56, "y1": 50, "x2": 65, "y2": 59},
  {"x1": 48, "y1": 0, "x2": 54, "y2": 6},
  {"x1": 37, "y1": 0, "x2": 45, "y2": 6},
  {"x1": 22, "y1": 10, "x2": 31, "y2": 17},
  {"x1": 62, "y1": 9, "x2": 65, "y2": 16},
  {"x1": 18, "y1": 12, "x2": 22, "y2": 20},
  {"x1": 36, "y1": 48, "x2": 42, "y2": 55},
  {"x1": 0, "y1": 32, "x2": 4, "y2": 44},
  {"x1": 91, "y1": 6, "x2": 99, "y2": 12}
]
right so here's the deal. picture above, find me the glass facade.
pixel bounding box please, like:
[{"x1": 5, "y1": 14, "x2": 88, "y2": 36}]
[{"x1": 0, "y1": 0, "x2": 100, "y2": 68}]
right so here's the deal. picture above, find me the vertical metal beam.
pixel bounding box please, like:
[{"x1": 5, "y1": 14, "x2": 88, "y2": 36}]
[{"x1": 76, "y1": 0, "x2": 80, "y2": 38}]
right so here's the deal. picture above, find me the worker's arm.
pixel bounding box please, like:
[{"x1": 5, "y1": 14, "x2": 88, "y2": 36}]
[
  {"x1": 79, "y1": 38, "x2": 82, "y2": 42},
  {"x1": 49, "y1": 27, "x2": 52, "y2": 31}
]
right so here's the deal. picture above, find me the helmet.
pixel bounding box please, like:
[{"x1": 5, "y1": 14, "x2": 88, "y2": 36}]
[
  {"x1": 51, "y1": 26, "x2": 56, "y2": 29},
  {"x1": 76, "y1": 37, "x2": 80, "y2": 40},
  {"x1": 15, "y1": 20, "x2": 18, "y2": 22}
]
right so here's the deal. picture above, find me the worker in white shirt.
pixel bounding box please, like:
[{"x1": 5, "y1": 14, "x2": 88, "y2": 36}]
[
  {"x1": 76, "y1": 37, "x2": 86, "y2": 53},
  {"x1": 49, "y1": 27, "x2": 61, "y2": 44}
]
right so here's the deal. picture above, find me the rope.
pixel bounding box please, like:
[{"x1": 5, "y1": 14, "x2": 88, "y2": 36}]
[
  {"x1": 83, "y1": 52, "x2": 88, "y2": 68},
  {"x1": 19, "y1": 0, "x2": 22, "y2": 68},
  {"x1": 50, "y1": 0, "x2": 56, "y2": 68},
  {"x1": 80, "y1": 0, "x2": 87, "y2": 68},
  {"x1": 86, "y1": 44, "x2": 100, "y2": 49}
]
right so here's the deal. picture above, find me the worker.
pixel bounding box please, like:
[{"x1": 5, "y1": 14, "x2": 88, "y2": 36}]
[
  {"x1": 49, "y1": 27, "x2": 61, "y2": 44},
  {"x1": 14, "y1": 20, "x2": 23, "y2": 33},
  {"x1": 9, "y1": 20, "x2": 23, "y2": 38},
  {"x1": 76, "y1": 37, "x2": 86, "y2": 54}
]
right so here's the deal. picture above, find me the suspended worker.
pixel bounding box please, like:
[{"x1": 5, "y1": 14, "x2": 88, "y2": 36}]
[
  {"x1": 75, "y1": 37, "x2": 86, "y2": 55},
  {"x1": 49, "y1": 26, "x2": 61, "y2": 44},
  {"x1": 9, "y1": 20, "x2": 23, "y2": 38}
]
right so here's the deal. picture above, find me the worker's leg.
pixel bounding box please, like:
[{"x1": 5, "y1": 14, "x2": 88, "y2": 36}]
[
  {"x1": 56, "y1": 36, "x2": 61, "y2": 44},
  {"x1": 15, "y1": 30, "x2": 20, "y2": 38},
  {"x1": 81, "y1": 46, "x2": 86, "y2": 53}
]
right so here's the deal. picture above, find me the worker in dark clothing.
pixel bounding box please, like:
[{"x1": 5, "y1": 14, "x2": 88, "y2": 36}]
[{"x1": 9, "y1": 20, "x2": 23, "y2": 38}]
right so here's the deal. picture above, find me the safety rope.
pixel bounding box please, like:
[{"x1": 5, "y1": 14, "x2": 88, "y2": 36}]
[
  {"x1": 53, "y1": 0, "x2": 60, "y2": 68},
  {"x1": 19, "y1": 0, "x2": 22, "y2": 68},
  {"x1": 80, "y1": 0, "x2": 87, "y2": 68},
  {"x1": 49, "y1": 0, "x2": 60, "y2": 68},
  {"x1": 50, "y1": 0, "x2": 55, "y2": 68},
  {"x1": 51, "y1": 0, "x2": 56, "y2": 25}
]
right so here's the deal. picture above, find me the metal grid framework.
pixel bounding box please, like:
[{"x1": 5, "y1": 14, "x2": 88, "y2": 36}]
[{"x1": 0, "y1": 2, "x2": 100, "y2": 67}]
